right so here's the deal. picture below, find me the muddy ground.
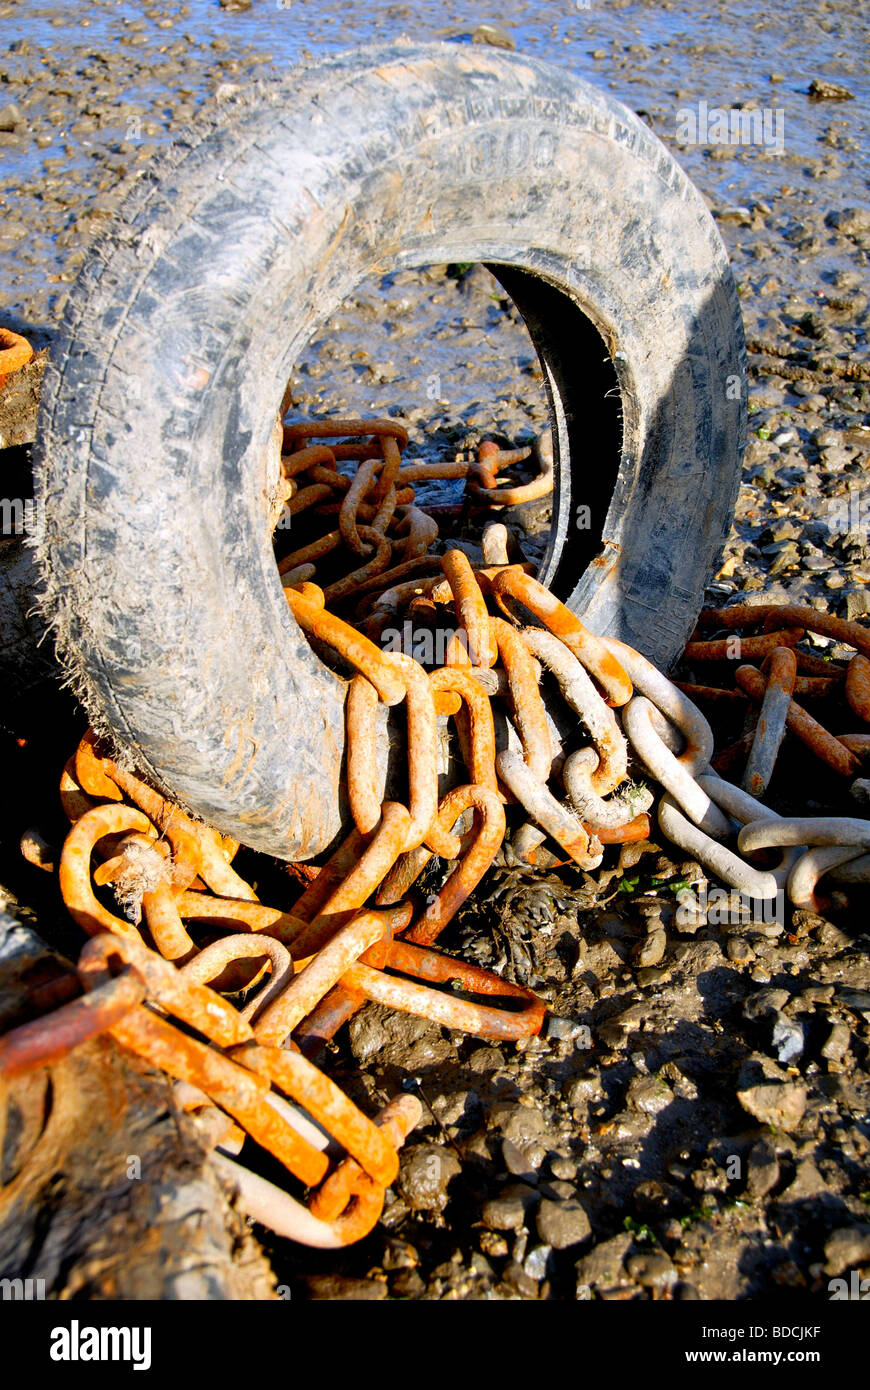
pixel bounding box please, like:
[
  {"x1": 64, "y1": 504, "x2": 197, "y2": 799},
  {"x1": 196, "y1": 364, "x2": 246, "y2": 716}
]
[{"x1": 1, "y1": 0, "x2": 869, "y2": 1302}]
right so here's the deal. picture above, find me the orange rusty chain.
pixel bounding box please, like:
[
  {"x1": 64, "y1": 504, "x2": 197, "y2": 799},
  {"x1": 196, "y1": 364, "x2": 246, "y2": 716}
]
[
  {"x1": 274, "y1": 420, "x2": 554, "y2": 609},
  {"x1": 7, "y1": 416, "x2": 870, "y2": 1248}
]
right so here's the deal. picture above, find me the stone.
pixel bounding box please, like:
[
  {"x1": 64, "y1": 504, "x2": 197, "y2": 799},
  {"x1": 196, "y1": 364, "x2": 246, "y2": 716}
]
[
  {"x1": 548, "y1": 1155, "x2": 578, "y2": 1182},
  {"x1": 625, "y1": 1251, "x2": 678, "y2": 1291},
  {"x1": 626, "y1": 1074, "x2": 673, "y2": 1117},
  {"x1": 821, "y1": 1021, "x2": 851, "y2": 1064},
  {"x1": 396, "y1": 1143, "x2": 461, "y2": 1213},
  {"x1": 574, "y1": 1232, "x2": 633, "y2": 1290},
  {"x1": 535, "y1": 1197, "x2": 592, "y2": 1250},
  {"x1": 810, "y1": 79, "x2": 855, "y2": 101},
  {"x1": 466, "y1": 1046, "x2": 504, "y2": 1072},
  {"x1": 746, "y1": 1139, "x2": 780, "y2": 1199},
  {"x1": 481, "y1": 1183, "x2": 538, "y2": 1232},
  {"x1": 815, "y1": 920, "x2": 852, "y2": 950},
  {"x1": 726, "y1": 936, "x2": 755, "y2": 964},
  {"x1": 524, "y1": 1244, "x2": 553, "y2": 1280},
  {"x1": 0, "y1": 104, "x2": 23, "y2": 132},
  {"x1": 306, "y1": 1274, "x2": 387, "y2": 1300},
  {"x1": 782, "y1": 1160, "x2": 828, "y2": 1200},
  {"x1": 743, "y1": 987, "x2": 790, "y2": 1021},
  {"x1": 837, "y1": 987, "x2": 870, "y2": 1020},
  {"x1": 638, "y1": 967, "x2": 672, "y2": 987},
  {"x1": 564, "y1": 1076, "x2": 601, "y2": 1108},
  {"x1": 844, "y1": 590, "x2": 870, "y2": 622},
  {"x1": 771, "y1": 1011, "x2": 804, "y2": 1064},
  {"x1": 472, "y1": 23, "x2": 515, "y2": 50},
  {"x1": 486, "y1": 1101, "x2": 550, "y2": 1148},
  {"x1": 479, "y1": 1229, "x2": 509, "y2": 1259},
  {"x1": 824, "y1": 1224, "x2": 870, "y2": 1276},
  {"x1": 737, "y1": 1080, "x2": 807, "y2": 1131},
  {"x1": 390, "y1": 1268, "x2": 425, "y2": 1298},
  {"x1": 501, "y1": 1260, "x2": 538, "y2": 1298},
  {"x1": 501, "y1": 1137, "x2": 542, "y2": 1181},
  {"x1": 633, "y1": 928, "x2": 667, "y2": 968}
]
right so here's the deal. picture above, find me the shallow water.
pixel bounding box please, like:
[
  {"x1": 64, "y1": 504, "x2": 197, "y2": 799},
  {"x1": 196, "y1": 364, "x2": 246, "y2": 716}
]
[{"x1": 1, "y1": 0, "x2": 867, "y2": 329}]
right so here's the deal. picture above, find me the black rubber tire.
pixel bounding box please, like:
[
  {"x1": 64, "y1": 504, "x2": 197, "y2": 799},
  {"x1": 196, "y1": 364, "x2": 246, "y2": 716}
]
[{"x1": 35, "y1": 41, "x2": 745, "y2": 860}]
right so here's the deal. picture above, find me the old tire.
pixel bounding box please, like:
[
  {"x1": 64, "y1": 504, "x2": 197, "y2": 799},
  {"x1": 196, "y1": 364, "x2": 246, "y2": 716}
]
[{"x1": 35, "y1": 41, "x2": 745, "y2": 861}]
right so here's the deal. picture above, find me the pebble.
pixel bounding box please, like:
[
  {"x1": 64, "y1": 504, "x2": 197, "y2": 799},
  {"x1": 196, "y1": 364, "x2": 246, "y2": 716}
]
[
  {"x1": 625, "y1": 1251, "x2": 678, "y2": 1291},
  {"x1": 481, "y1": 1183, "x2": 538, "y2": 1232},
  {"x1": 837, "y1": 987, "x2": 870, "y2": 1021},
  {"x1": 743, "y1": 987, "x2": 790, "y2": 1021},
  {"x1": 633, "y1": 928, "x2": 667, "y2": 968},
  {"x1": 548, "y1": 1155, "x2": 578, "y2": 1182},
  {"x1": 574, "y1": 1232, "x2": 634, "y2": 1291},
  {"x1": 824, "y1": 1224, "x2": 870, "y2": 1276},
  {"x1": 0, "y1": 103, "x2": 23, "y2": 132},
  {"x1": 626, "y1": 1073, "x2": 673, "y2": 1117},
  {"x1": 524, "y1": 1244, "x2": 553, "y2": 1280},
  {"x1": 746, "y1": 1139, "x2": 780, "y2": 1198},
  {"x1": 390, "y1": 1268, "x2": 425, "y2": 1298},
  {"x1": 396, "y1": 1143, "x2": 462, "y2": 1213},
  {"x1": 486, "y1": 1101, "x2": 551, "y2": 1148},
  {"x1": 306, "y1": 1274, "x2": 387, "y2": 1300},
  {"x1": 726, "y1": 936, "x2": 755, "y2": 964},
  {"x1": 781, "y1": 1159, "x2": 828, "y2": 1200},
  {"x1": 637, "y1": 966, "x2": 672, "y2": 987},
  {"x1": 820, "y1": 1021, "x2": 851, "y2": 1064},
  {"x1": 737, "y1": 1079, "x2": 807, "y2": 1131},
  {"x1": 471, "y1": 23, "x2": 515, "y2": 50},
  {"x1": 479, "y1": 1229, "x2": 509, "y2": 1259},
  {"x1": 535, "y1": 1197, "x2": 592, "y2": 1250},
  {"x1": 770, "y1": 1011, "x2": 804, "y2": 1064},
  {"x1": 501, "y1": 1137, "x2": 542, "y2": 1181}
]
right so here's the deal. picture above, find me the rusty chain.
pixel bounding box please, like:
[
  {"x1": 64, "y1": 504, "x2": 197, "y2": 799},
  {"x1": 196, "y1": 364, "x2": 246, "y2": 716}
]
[{"x1": 5, "y1": 417, "x2": 870, "y2": 1249}]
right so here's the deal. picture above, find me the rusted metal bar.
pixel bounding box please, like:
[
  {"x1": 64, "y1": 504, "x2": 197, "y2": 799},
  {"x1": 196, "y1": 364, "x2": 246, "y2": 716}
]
[
  {"x1": 845, "y1": 654, "x2": 870, "y2": 723},
  {"x1": 0, "y1": 967, "x2": 145, "y2": 1078},
  {"x1": 59, "y1": 803, "x2": 159, "y2": 940},
  {"x1": 741, "y1": 646, "x2": 797, "y2": 798},
  {"x1": 466, "y1": 430, "x2": 554, "y2": 506},
  {"x1": 322, "y1": 526, "x2": 392, "y2": 605},
  {"x1": 622, "y1": 696, "x2": 730, "y2": 836},
  {"x1": 404, "y1": 784, "x2": 506, "y2": 945},
  {"x1": 280, "y1": 444, "x2": 338, "y2": 478},
  {"x1": 180, "y1": 934, "x2": 294, "y2": 1024},
  {"x1": 697, "y1": 604, "x2": 870, "y2": 657},
  {"x1": 441, "y1": 549, "x2": 498, "y2": 669},
  {"x1": 251, "y1": 909, "x2": 394, "y2": 1044},
  {"x1": 342, "y1": 941, "x2": 545, "y2": 1041},
  {"x1": 282, "y1": 418, "x2": 408, "y2": 452},
  {"x1": 683, "y1": 628, "x2": 804, "y2": 662},
  {"x1": 491, "y1": 569, "x2": 632, "y2": 706},
  {"x1": 284, "y1": 587, "x2": 406, "y2": 704},
  {"x1": 231, "y1": 1042, "x2": 402, "y2": 1189},
  {"x1": 734, "y1": 664, "x2": 860, "y2": 777},
  {"x1": 496, "y1": 744, "x2": 602, "y2": 870},
  {"x1": 522, "y1": 626, "x2": 626, "y2": 795},
  {"x1": 428, "y1": 667, "x2": 498, "y2": 792},
  {"x1": 491, "y1": 618, "x2": 552, "y2": 783},
  {"x1": 289, "y1": 805, "x2": 415, "y2": 957}
]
